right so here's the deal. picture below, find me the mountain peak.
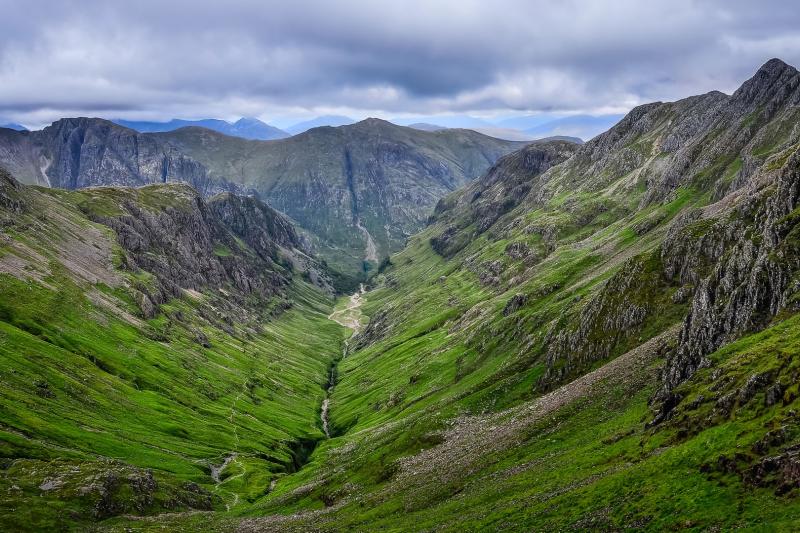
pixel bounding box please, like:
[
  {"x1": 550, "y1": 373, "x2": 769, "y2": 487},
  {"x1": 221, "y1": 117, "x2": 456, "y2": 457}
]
[
  {"x1": 733, "y1": 58, "x2": 800, "y2": 105},
  {"x1": 757, "y1": 57, "x2": 795, "y2": 76},
  {"x1": 355, "y1": 117, "x2": 393, "y2": 127},
  {"x1": 233, "y1": 117, "x2": 265, "y2": 126}
]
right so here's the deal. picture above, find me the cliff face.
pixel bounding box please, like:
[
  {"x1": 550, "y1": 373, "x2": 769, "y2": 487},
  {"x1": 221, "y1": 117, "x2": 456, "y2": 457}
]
[
  {"x1": 208, "y1": 193, "x2": 306, "y2": 258},
  {"x1": 0, "y1": 118, "x2": 528, "y2": 275},
  {"x1": 1, "y1": 118, "x2": 243, "y2": 196},
  {"x1": 653, "y1": 147, "x2": 800, "y2": 417},
  {"x1": 207, "y1": 192, "x2": 334, "y2": 293},
  {"x1": 79, "y1": 185, "x2": 292, "y2": 319}
]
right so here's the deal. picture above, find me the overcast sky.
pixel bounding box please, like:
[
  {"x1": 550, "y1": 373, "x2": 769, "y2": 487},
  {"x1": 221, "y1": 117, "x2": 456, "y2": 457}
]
[{"x1": 1, "y1": 0, "x2": 799, "y2": 128}]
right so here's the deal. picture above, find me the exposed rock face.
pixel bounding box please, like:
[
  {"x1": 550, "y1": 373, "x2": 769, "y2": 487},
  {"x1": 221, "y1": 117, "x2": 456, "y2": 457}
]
[
  {"x1": 654, "y1": 148, "x2": 800, "y2": 417},
  {"x1": 430, "y1": 140, "x2": 579, "y2": 257},
  {"x1": 0, "y1": 118, "x2": 244, "y2": 197},
  {"x1": 77, "y1": 184, "x2": 307, "y2": 318},
  {"x1": 0, "y1": 167, "x2": 25, "y2": 217},
  {"x1": 541, "y1": 252, "x2": 669, "y2": 386},
  {"x1": 208, "y1": 192, "x2": 307, "y2": 259},
  {"x1": 0, "y1": 118, "x2": 527, "y2": 273},
  {"x1": 208, "y1": 192, "x2": 334, "y2": 293}
]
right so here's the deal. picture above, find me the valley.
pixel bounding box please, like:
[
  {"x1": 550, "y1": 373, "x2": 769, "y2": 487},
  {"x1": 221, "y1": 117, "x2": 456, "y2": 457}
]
[{"x1": 2, "y1": 57, "x2": 800, "y2": 531}]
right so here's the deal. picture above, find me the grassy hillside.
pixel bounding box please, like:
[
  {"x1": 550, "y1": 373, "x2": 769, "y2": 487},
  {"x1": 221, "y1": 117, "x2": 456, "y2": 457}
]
[
  {"x1": 0, "y1": 174, "x2": 345, "y2": 530},
  {"x1": 4, "y1": 59, "x2": 800, "y2": 531}
]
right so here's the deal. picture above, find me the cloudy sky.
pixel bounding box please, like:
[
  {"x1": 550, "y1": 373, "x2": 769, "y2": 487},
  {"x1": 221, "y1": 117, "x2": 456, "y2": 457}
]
[{"x1": 1, "y1": 0, "x2": 799, "y2": 128}]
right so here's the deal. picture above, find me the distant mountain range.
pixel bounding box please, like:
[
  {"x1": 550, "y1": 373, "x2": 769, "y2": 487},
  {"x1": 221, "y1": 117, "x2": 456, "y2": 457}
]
[
  {"x1": 4, "y1": 113, "x2": 624, "y2": 144},
  {"x1": 0, "y1": 122, "x2": 28, "y2": 132},
  {"x1": 520, "y1": 114, "x2": 624, "y2": 140},
  {"x1": 113, "y1": 117, "x2": 290, "y2": 140},
  {"x1": 64, "y1": 113, "x2": 622, "y2": 144},
  {"x1": 406, "y1": 122, "x2": 446, "y2": 132}
]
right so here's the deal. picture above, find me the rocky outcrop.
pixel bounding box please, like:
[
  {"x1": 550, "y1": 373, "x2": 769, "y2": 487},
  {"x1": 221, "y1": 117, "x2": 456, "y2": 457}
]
[
  {"x1": 208, "y1": 192, "x2": 306, "y2": 259},
  {"x1": 82, "y1": 184, "x2": 291, "y2": 318},
  {"x1": 0, "y1": 167, "x2": 25, "y2": 217},
  {"x1": 653, "y1": 148, "x2": 800, "y2": 418},
  {"x1": 539, "y1": 250, "x2": 677, "y2": 387},
  {"x1": 208, "y1": 192, "x2": 334, "y2": 293},
  {"x1": 429, "y1": 140, "x2": 579, "y2": 257}
]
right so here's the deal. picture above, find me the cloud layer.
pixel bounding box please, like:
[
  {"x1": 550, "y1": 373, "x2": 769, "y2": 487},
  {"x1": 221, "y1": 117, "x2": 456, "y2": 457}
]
[{"x1": 2, "y1": 0, "x2": 800, "y2": 126}]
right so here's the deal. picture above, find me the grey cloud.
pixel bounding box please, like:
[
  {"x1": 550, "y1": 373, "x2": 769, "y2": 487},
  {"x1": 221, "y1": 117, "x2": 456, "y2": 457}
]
[{"x1": 1, "y1": 0, "x2": 800, "y2": 126}]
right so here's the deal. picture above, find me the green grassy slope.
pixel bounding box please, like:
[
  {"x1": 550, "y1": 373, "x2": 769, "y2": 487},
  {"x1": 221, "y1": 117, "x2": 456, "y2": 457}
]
[
  {"x1": 0, "y1": 176, "x2": 345, "y2": 530},
  {"x1": 6, "y1": 60, "x2": 800, "y2": 531}
]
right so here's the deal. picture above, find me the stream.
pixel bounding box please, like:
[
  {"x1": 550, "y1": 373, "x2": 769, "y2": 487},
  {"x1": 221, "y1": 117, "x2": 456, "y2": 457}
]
[{"x1": 321, "y1": 284, "x2": 366, "y2": 437}]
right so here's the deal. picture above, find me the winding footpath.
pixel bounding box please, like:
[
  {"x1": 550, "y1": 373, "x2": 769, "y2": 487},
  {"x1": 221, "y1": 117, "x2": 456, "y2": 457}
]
[{"x1": 321, "y1": 284, "x2": 366, "y2": 437}]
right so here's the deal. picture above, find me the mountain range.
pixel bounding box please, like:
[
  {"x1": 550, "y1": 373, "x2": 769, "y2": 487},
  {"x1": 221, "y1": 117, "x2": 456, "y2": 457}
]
[
  {"x1": 0, "y1": 123, "x2": 27, "y2": 132},
  {"x1": 0, "y1": 118, "x2": 528, "y2": 278},
  {"x1": 396, "y1": 113, "x2": 623, "y2": 141},
  {"x1": 2, "y1": 58, "x2": 800, "y2": 531},
  {"x1": 113, "y1": 117, "x2": 290, "y2": 140}
]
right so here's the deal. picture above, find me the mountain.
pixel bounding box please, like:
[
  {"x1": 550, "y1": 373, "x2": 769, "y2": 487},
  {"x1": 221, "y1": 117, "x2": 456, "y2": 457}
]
[
  {"x1": 407, "y1": 123, "x2": 584, "y2": 143},
  {"x1": 0, "y1": 122, "x2": 27, "y2": 131},
  {"x1": 466, "y1": 126, "x2": 540, "y2": 141},
  {"x1": 113, "y1": 117, "x2": 290, "y2": 140},
  {"x1": 0, "y1": 117, "x2": 528, "y2": 277},
  {"x1": 493, "y1": 114, "x2": 622, "y2": 140},
  {"x1": 155, "y1": 119, "x2": 532, "y2": 273},
  {"x1": 392, "y1": 114, "x2": 495, "y2": 129},
  {"x1": 225, "y1": 58, "x2": 800, "y2": 530},
  {"x1": 5, "y1": 56, "x2": 800, "y2": 533},
  {"x1": 285, "y1": 115, "x2": 355, "y2": 134},
  {"x1": 0, "y1": 117, "x2": 239, "y2": 195},
  {"x1": 494, "y1": 113, "x2": 562, "y2": 131},
  {"x1": 226, "y1": 117, "x2": 291, "y2": 140}
]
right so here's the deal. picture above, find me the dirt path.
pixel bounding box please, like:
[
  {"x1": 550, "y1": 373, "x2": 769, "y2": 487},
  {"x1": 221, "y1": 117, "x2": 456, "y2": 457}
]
[{"x1": 210, "y1": 380, "x2": 250, "y2": 510}]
